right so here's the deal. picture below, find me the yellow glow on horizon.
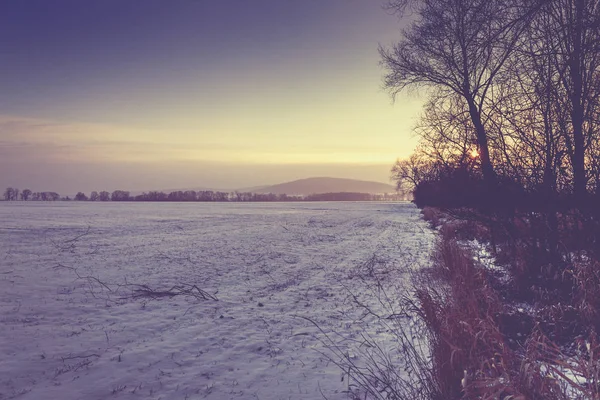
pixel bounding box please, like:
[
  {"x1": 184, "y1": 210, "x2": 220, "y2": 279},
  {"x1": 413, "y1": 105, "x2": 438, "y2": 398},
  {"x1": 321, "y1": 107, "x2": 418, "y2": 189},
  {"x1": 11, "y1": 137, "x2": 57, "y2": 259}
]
[{"x1": 1, "y1": 82, "x2": 423, "y2": 168}]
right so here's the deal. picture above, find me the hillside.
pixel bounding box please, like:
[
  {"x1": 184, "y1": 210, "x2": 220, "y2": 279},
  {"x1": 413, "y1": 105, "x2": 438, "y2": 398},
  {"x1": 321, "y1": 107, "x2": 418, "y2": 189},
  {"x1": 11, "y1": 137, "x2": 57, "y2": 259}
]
[{"x1": 252, "y1": 177, "x2": 395, "y2": 195}]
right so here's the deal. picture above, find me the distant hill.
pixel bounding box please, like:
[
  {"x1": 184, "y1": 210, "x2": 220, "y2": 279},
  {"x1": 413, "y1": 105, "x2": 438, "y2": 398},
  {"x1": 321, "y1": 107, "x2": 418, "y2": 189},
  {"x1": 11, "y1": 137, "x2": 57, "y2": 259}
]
[
  {"x1": 251, "y1": 177, "x2": 396, "y2": 196},
  {"x1": 236, "y1": 185, "x2": 269, "y2": 193}
]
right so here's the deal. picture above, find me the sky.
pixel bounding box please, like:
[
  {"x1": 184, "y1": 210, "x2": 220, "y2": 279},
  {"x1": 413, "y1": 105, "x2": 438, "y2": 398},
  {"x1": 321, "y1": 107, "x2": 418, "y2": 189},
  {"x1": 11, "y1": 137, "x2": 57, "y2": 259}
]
[{"x1": 0, "y1": 0, "x2": 423, "y2": 193}]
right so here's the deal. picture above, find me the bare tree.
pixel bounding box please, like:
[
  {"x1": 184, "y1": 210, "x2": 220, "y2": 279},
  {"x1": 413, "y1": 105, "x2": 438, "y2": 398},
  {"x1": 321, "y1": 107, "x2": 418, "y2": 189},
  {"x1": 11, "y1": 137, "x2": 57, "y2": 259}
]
[
  {"x1": 3, "y1": 187, "x2": 15, "y2": 201},
  {"x1": 74, "y1": 192, "x2": 88, "y2": 201},
  {"x1": 111, "y1": 190, "x2": 130, "y2": 201},
  {"x1": 20, "y1": 189, "x2": 32, "y2": 201},
  {"x1": 167, "y1": 191, "x2": 184, "y2": 201},
  {"x1": 483, "y1": 26, "x2": 565, "y2": 193},
  {"x1": 4, "y1": 187, "x2": 20, "y2": 201},
  {"x1": 381, "y1": 0, "x2": 540, "y2": 186},
  {"x1": 47, "y1": 192, "x2": 60, "y2": 201},
  {"x1": 415, "y1": 94, "x2": 478, "y2": 169},
  {"x1": 98, "y1": 191, "x2": 110, "y2": 201},
  {"x1": 391, "y1": 152, "x2": 437, "y2": 194},
  {"x1": 544, "y1": 0, "x2": 600, "y2": 198},
  {"x1": 183, "y1": 190, "x2": 197, "y2": 201}
]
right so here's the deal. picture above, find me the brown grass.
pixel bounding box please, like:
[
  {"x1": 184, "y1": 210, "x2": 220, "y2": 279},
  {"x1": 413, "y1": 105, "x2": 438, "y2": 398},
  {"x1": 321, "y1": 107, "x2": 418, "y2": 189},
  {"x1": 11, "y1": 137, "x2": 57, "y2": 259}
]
[
  {"x1": 416, "y1": 233, "x2": 522, "y2": 399},
  {"x1": 421, "y1": 207, "x2": 444, "y2": 228},
  {"x1": 412, "y1": 209, "x2": 600, "y2": 399},
  {"x1": 318, "y1": 207, "x2": 600, "y2": 399}
]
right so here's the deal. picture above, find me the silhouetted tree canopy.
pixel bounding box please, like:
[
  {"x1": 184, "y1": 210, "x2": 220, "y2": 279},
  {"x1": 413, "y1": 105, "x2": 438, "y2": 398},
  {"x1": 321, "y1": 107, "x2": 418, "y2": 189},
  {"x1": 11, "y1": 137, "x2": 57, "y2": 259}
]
[{"x1": 385, "y1": 0, "x2": 600, "y2": 207}]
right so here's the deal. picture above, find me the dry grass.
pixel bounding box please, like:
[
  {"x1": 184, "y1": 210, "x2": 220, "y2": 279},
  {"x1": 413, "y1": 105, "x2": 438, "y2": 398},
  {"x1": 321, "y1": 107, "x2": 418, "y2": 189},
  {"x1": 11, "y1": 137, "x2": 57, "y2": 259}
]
[
  {"x1": 412, "y1": 209, "x2": 600, "y2": 399},
  {"x1": 54, "y1": 263, "x2": 218, "y2": 302},
  {"x1": 268, "y1": 206, "x2": 600, "y2": 399},
  {"x1": 421, "y1": 207, "x2": 444, "y2": 228},
  {"x1": 416, "y1": 233, "x2": 522, "y2": 399}
]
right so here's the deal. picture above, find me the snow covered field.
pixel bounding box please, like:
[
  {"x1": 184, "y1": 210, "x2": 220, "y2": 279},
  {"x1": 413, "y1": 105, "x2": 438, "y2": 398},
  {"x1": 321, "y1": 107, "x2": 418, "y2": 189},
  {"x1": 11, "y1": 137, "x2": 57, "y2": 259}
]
[{"x1": 0, "y1": 202, "x2": 434, "y2": 400}]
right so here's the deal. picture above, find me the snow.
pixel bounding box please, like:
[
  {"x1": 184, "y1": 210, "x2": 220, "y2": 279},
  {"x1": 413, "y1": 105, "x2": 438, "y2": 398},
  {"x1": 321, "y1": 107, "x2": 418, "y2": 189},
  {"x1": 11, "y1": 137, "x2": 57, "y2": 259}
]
[
  {"x1": 539, "y1": 360, "x2": 589, "y2": 398},
  {"x1": 463, "y1": 239, "x2": 512, "y2": 285},
  {"x1": 0, "y1": 202, "x2": 435, "y2": 399}
]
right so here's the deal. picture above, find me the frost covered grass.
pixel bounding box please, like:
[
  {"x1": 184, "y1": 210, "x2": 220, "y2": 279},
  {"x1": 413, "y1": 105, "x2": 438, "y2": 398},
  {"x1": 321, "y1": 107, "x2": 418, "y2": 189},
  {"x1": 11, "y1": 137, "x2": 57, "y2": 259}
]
[{"x1": 0, "y1": 201, "x2": 434, "y2": 400}]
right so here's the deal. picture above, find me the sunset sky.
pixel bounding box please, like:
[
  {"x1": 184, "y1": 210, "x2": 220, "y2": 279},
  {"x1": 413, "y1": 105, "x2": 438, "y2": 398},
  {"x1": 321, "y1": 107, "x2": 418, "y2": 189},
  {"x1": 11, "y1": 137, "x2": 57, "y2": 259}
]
[{"x1": 0, "y1": 0, "x2": 422, "y2": 193}]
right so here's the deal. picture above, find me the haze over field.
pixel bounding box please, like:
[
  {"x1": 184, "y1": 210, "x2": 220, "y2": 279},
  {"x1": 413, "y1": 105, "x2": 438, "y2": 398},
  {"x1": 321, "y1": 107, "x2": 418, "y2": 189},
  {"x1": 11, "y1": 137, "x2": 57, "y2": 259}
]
[{"x1": 0, "y1": 1, "x2": 421, "y2": 192}]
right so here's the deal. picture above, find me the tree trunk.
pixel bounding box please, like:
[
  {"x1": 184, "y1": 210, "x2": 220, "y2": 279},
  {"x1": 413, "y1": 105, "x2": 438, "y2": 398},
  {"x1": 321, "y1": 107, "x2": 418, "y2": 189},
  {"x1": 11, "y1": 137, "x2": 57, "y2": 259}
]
[
  {"x1": 466, "y1": 97, "x2": 497, "y2": 186},
  {"x1": 571, "y1": 0, "x2": 587, "y2": 200}
]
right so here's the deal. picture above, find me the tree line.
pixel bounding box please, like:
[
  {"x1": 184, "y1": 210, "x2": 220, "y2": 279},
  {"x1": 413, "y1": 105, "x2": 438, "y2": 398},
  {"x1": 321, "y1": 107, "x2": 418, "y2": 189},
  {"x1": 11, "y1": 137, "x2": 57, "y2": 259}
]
[
  {"x1": 379, "y1": 0, "x2": 600, "y2": 398},
  {"x1": 3, "y1": 188, "x2": 59, "y2": 201},
  {"x1": 3, "y1": 187, "x2": 403, "y2": 202},
  {"x1": 383, "y1": 0, "x2": 600, "y2": 209}
]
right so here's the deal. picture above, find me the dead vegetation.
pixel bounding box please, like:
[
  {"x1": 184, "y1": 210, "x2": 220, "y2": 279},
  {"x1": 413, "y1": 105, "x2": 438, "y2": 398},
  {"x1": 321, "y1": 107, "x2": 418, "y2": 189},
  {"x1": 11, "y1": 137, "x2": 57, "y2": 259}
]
[
  {"x1": 311, "y1": 206, "x2": 600, "y2": 399},
  {"x1": 54, "y1": 263, "x2": 218, "y2": 303},
  {"x1": 126, "y1": 283, "x2": 218, "y2": 301},
  {"x1": 49, "y1": 227, "x2": 218, "y2": 303},
  {"x1": 414, "y1": 207, "x2": 600, "y2": 399}
]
